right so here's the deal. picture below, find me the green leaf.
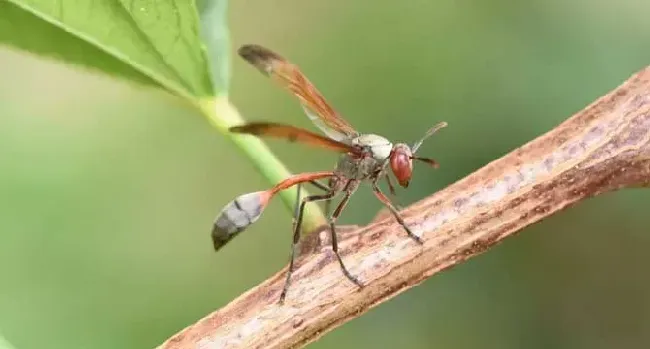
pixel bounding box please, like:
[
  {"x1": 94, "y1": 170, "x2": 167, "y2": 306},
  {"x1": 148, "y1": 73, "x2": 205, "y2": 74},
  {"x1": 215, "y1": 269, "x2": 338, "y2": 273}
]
[
  {"x1": 0, "y1": 0, "x2": 214, "y2": 99},
  {"x1": 197, "y1": 0, "x2": 230, "y2": 94},
  {"x1": 0, "y1": 0, "x2": 325, "y2": 232}
]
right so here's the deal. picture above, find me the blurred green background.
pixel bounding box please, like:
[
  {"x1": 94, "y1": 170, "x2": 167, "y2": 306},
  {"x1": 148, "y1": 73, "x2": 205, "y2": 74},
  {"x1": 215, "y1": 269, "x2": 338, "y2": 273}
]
[{"x1": 2, "y1": 1, "x2": 650, "y2": 348}]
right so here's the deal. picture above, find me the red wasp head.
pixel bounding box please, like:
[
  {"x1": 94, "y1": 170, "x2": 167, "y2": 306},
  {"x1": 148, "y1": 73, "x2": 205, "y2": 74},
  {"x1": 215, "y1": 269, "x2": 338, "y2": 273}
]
[
  {"x1": 388, "y1": 121, "x2": 448, "y2": 188},
  {"x1": 389, "y1": 143, "x2": 414, "y2": 187}
]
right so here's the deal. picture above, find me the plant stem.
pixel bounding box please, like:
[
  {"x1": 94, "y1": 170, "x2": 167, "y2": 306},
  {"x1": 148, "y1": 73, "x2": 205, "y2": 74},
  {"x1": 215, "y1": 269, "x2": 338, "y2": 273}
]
[{"x1": 196, "y1": 96, "x2": 327, "y2": 234}]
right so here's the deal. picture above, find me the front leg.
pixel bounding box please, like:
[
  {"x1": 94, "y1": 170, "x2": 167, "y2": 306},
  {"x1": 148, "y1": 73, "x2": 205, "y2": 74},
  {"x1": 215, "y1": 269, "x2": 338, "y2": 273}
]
[
  {"x1": 383, "y1": 175, "x2": 405, "y2": 210},
  {"x1": 371, "y1": 181, "x2": 423, "y2": 244}
]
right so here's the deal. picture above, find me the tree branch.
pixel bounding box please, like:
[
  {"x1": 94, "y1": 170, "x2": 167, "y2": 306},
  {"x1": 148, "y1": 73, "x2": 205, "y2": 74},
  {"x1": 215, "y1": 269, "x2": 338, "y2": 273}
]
[{"x1": 159, "y1": 66, "x2": 650, "y2": 349}]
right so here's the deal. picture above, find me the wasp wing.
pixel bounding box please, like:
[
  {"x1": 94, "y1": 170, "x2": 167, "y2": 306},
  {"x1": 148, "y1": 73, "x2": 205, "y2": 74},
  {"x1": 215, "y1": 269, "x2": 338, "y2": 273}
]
[
  {"x1": 238, "y1": 44, "x2": 359, "y2": 143},
  {"x1": 230, "y1": 122, "x2": 363, "y2": 155}
]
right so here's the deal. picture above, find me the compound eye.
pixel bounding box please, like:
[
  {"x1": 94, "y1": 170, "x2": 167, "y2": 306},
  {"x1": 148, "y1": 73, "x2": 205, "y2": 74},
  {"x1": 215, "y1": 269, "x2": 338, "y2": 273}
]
[{"x1": 390, "y1": 148, "x2": 413, "y2": 187}]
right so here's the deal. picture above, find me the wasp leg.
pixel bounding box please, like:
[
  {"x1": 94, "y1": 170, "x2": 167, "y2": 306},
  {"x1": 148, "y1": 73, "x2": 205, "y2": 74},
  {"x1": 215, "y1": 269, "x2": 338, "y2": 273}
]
[
  {"x1": 291, "y1": 184, "x2": 303, "y2": 235},
  {"x1": 371, "y1": 182, "x2": 423, "y2": 244},
  {"x1": 280, "y1": 191, "x2": 336, "y2": 304},
  {"x1": 327, "y1": 180, "x2": 364, "y2": 288},
  {"x1": 291, "y1": 180, "x2": 332, "y2": 236},
  {"x1": 309, "y1": 179, "x2": 330, "y2": 191},
  {"x1": 385, "y1": 175, "x2": 397, "y2": 196},
  {"x1": 307, "y1": 179, "x2": 334, "y2": 217},
  {"x1": 384, "y1": 175, "x2": 404, "y2": 210},
  {"x1": 323, "y1": 177, "x2": 335, "y2": 217}
]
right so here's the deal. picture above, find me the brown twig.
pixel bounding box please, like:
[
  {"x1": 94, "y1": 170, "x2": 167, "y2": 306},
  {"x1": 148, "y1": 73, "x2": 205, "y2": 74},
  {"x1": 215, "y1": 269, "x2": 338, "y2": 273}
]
[{"x1": 159, "y1": 67, "x2": 650, "y2": 349}]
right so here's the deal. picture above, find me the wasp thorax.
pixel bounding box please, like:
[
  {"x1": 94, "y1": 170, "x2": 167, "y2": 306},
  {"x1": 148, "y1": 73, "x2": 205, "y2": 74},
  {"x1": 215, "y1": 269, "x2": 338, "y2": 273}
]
[
  {"x1": 352, "y1": 134, "x2": 393, "y2": 160},
  {"x1": 390, "y1": 143, "x2": 413, "y2": 188}
]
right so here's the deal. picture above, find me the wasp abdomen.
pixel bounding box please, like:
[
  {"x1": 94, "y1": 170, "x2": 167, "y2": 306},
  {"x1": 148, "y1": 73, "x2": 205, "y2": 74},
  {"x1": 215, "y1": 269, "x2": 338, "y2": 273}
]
[{"x1": 212, "y1": 191, "x2": 266, "y2": 250}]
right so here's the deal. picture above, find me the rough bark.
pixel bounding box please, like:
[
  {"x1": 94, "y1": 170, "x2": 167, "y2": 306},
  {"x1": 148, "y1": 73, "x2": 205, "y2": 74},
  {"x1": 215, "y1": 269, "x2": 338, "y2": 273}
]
[{"x1": 159, "y1": 66, "x2": 650, "y2": 349}]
